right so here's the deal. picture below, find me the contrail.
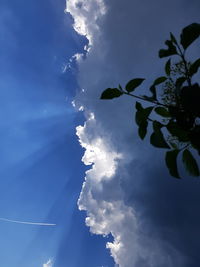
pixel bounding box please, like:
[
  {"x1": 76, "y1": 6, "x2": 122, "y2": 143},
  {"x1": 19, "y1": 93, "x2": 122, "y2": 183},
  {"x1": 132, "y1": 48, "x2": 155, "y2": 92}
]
[{"x1": 0, "y1": 217, "x2": 56, "y2": 226}]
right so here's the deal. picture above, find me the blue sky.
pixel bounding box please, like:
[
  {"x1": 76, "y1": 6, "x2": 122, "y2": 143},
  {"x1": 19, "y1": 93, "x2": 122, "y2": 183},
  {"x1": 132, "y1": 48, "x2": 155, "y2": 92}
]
[
  {"x1": 1, "y1": 0, "x2": 200, "y2": 267},
  {"x1": 0, "y1": 0, "x2": 114, "y2": 266}
]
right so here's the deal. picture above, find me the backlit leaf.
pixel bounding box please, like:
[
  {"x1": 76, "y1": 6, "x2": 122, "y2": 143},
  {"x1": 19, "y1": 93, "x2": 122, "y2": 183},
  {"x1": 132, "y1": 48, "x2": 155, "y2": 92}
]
[
  {"x1": 125, "y1": 78, "x2": 145, "y2": 92},
  {"x1": 159, "y1": 40, "x2": 178, "y2": 58},
  {"x1": 100, "y1": 88, "x2": 123, "y2": 99},
  {"x1": 189, "y1": 58, "x2": 200, "y2": 76},
  {"x1": 153, "y1": 76, "x2": 167, "y2": 86},
  {"x1": 138, "y1": 121, "x2": 148, "y2": 140},
  {"x1": 180, "y1": 23, "x2": 200, "y2": 50},
  {"x1": 182, "y1": 149, "x2": 200, "y2": 176},
  {"x1": 165, "y1": 59, "x2": 171, "y2": 76},
  {"x1": 165, "y1": 150, "x2": 180, "y2": 178},
  {"x1": 150, "y1": 129, "x2": 170, "y2": 149},
  {"x1": 155, "y1": 107, "x2": 170, "y2": 117}
]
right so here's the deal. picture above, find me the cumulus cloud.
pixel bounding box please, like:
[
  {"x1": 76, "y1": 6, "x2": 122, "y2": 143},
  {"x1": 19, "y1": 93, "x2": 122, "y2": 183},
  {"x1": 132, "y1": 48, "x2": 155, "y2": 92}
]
[
  {"x1": 65, "y1": 0, "x2": 106, "y2": 46},
  {"x1": 76, "y1": 112, "x2": 184, "y2": 267},
  {"x1": 68, "y1": 0, "x2": 200, "y2": 266}
]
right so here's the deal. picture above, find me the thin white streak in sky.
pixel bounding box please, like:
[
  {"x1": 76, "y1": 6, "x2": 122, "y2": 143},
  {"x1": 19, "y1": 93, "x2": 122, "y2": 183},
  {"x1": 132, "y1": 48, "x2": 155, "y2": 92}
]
[{"x1": 0, "y1": 217, "x2": 56, "y2": 226}]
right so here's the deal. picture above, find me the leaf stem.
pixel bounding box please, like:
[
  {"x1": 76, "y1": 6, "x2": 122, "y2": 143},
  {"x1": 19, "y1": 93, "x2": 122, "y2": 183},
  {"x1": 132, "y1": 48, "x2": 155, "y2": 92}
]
[
  {"x1": 123, "y1": 91, "x2": 167, "y2": 107},
  {"x1": 176, "y1": 44, "x2": 192, "y2": 87}
]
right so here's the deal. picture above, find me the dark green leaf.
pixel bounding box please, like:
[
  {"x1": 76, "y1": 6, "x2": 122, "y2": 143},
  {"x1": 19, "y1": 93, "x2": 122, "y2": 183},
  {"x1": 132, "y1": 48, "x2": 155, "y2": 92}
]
[
  {"x1": 169, "y1": 141, "x2": 178, "y2": 150},
  {"x1": 165, "y1": 150, "x2": 180, "y2": 178},
  {"x1": 189, "y1": 58, "x2": 200, "y2": 76},
  {"x1": 153, "y1": 120, "x2": 164, "y2": 131},
  {"x1": 153, "y1": 76, "x2": 167, "y2": 86},
  {"x1": 125, "y1": 78, "x2": 145, "y2": 92},
  {"x1": 135, "y1": 101, "x2": 143, "y2": 111},
  {"x1": 155, "y1": 107, "x2": 170, "y2": 117},
  {"x1": 142, "y1": 95, "x2": 155, "y2": 101},
  {"x1": 144, "y1": 106, "x2": 154, "y2": 116},
  {"x1": 167, "y1": 121, "x2": 189, "y2": 142},
  {"x1": 135, "y1": 103, "x2": 153, "y2": 126},
  {"x1": 100, "y1": 88, "x2": 123, "y2": 99},
  {"x1": 180, "y1": 23, "x2": 200, "y2": 50},
  {"x1": 150, "y1": 130, "x2": 170, "y2": 149},
  {"x1": 165, "y1": 59, "x2": 171, "y2": 76},
  {"x1": 159, "y1": 49, "x2": 177, "y2": 58},
  {"x1": 138, "y1": 121, "x2": 148, "y2": 140},
  {"x1": 159, "y1": 40, "x2": 178, "y2": 58},
  {"x1": 149, "y1": 85, "x2": 157, "y2": 100},
  {"x1": 182, "y1": 149, "x2": 200, "y2": 176},
  {"x1": 170, "y1": 32, "x2": 178, "y2": 44},
  {"x1": 135, "y1": 110, "x2": 144, "y2": 126},
  {"x1": 175, "y1": 77, "x2": 186, "y2": 89}
]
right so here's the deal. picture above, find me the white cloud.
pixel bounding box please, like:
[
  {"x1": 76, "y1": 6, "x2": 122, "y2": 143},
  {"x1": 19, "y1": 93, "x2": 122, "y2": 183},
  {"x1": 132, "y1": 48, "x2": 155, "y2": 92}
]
[
  {"x1": 65, "y1": 0, "x2": 107, "y2": 46},
  {"x1": 43, "y1": 259, "x2": 53, "y2": 267},
  {"x1": 68, "y1": 0, "x2": 200, "y2": 266},
  {"x1": 76, "y1": 111, "x2": 184, "y2": 267}
]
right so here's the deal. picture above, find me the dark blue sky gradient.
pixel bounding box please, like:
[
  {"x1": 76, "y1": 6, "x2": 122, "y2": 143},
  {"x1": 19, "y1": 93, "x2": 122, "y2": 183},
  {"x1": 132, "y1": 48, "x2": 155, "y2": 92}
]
[{"x1": 0, "y1": 0, "x2": 114, "y2": 266}]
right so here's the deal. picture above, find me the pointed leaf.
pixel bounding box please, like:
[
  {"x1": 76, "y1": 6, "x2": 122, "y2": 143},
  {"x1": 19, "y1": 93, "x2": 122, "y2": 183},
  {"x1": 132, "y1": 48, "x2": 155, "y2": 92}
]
[
  {"x1": 142, "y1": 95, "x2": 155, "y2": 101},
  {"x1": 150, "y1": 129, "x2": 170, "y2": 149},
  {"x1": 100, "y1": 88, "x2": 123, "y2": 99},
  {"x1": 182, "y1": 149, "x2": 200, "y2": 176},
  {"x1": 175, "y1": 77, "x2": 186, "y2": 89},
  {"x1": 138, "y1": 121, "x2": 148, "y2": 140},
  {"x1": 135, "y1": 104, "x2": 153, "y2": 126},
  {"x1": 170, "y1": 32, "x2": 178, "y2": 44},
  {"x1": 125, "y1": 78, "x2": 145, "y2": 92},
  {"x1": 167, "y1": 121, "x2": 189, "y2": 142},
  {"x1": 165, "y1": 150, "x2": 180, "y2": 178},
  {"x1": 153, "y1": 76, "x2": 167, "y2": 86},
  {"x1": 180, "y1": 23, "x2": 200, "y2": 50},
  {"x1": 189, "y1": 58, "x2": 200, "y2": 76},
  {"x1": 155, "y1": 107, "x2": 170, "y2": 117},
  {"x1": 153, "y1": 120, "x2": 164, "y2": 131},
  {"x1": 150, "y1": 85, "x2": 157, "y2": 100},
  {"x1": 165, "y1": 59, "x2": 171, "y2": 76},
  {"x1": 159, "y1": 40, "x2": 178, "y2": 58},
  {"x1": 135, "y1": 101, "x2": 143, "y2": 111},
  {"x1": 118, "y1": 84, "x2": 123, "y2": 91}
]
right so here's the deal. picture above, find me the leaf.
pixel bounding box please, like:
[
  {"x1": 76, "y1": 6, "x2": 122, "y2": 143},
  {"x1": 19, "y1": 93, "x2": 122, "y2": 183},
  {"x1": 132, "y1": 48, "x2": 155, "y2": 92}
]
[
  {"x1": 150, "y1": 130, "x2": 170, "y2": 149},
  {"x1": 165, "y1": 59, "x2": 171, "y2": 76},
  {"x1": 135, "y1": 103, "x2": 153, "y2": 126},
  {"x1": 155, "y1": 107, "x2": 170, "y2": 117},
  {"x1": 180, "y1": 23, "x2": 200, "y2": 50},
  {"x1": 175, "y1": 77, "x2": 186, "y2": 89},
  {"x1": 189, "y1": 58, "x2": 200, "y2": 76},
  {"x1": 153, "y1": 120, "x2": 163, "y2": 131},
  {"x1": 100, "y1": 88, "x2": 123, "y2": 99},
  {"x1": 138, "y1": 121, "x2": 148, "y2": 140},
  {"x1": 167, "y1": 121, "x2": 189, "y2": 142},
  {"x1": 125, "y1": 78, "x2": 145, "y2": 92},
  {"x1": 182, "y1": 149, "x2": 200, "y2": 176},
  {"x1": 159, "y1": 40, "x2": 178, "y2": 58},
  {"x1": 150, "y1": 122, "x2": 170, "y2": 149},
  {"x1": 170, "y1": 32, "x2": 178, "y2": 44},
  {"x1": 135, "y1": 101, "x2": 143, "y2": 111},
  {"x1": 165, "y1": 150, "x2": 180, "y2": 178},
  {"x1": 142, "y1": 95, "x2": 155, "y2": 101},
  {"x1": 135, "y1": 103, "x2": 153, "y2": 139},
  {"x1": 149, "y1": 85, "x2": 157, "y2": 100},
  {"x1": 153, "y1": 76, "x2": 167, "y2": 86},
  {"x1": 118, "y1": 84, "x2": 123, "y2": 91}
]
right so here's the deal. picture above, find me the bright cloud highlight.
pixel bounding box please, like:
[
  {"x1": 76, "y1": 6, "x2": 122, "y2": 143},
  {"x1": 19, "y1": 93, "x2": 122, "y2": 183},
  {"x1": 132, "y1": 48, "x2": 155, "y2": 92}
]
[
  {"x1": 68, "y1": 0, "x2": 200, "y2": 266},
  {"x1": 43, "y1": 259, "x2": 53, "y2": 267}
]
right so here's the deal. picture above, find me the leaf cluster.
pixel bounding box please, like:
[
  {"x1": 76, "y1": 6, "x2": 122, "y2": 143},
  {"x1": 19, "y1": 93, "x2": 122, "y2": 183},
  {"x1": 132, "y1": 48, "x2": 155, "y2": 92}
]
[{"x1": 100, "y1": 23, "x2": 200, "y2": 179}]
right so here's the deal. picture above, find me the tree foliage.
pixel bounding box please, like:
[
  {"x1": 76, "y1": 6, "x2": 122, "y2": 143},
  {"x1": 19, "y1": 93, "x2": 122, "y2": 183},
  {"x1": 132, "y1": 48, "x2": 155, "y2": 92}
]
[{"x1": 101, "y1": 23, "x2": 200, "y2": 179}]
